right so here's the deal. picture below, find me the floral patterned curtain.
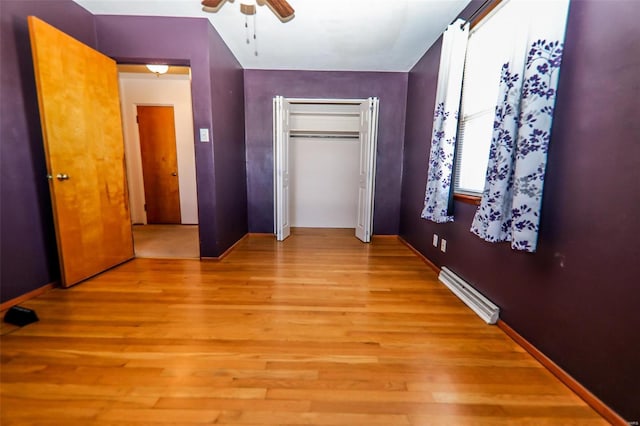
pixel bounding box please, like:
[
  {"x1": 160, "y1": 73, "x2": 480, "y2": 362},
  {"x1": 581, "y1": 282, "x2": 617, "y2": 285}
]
[
  {"x1": 421, "y1": 20, "x2": 469, "y2": 223},
  {"x1": 471, "y1": 0, "x2": 571, "y2": 252}
]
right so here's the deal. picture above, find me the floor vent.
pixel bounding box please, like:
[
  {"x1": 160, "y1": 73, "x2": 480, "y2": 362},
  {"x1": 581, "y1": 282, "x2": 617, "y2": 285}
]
[{"x1": 438, "y1": 267, "x2": 499, "y2": 324}]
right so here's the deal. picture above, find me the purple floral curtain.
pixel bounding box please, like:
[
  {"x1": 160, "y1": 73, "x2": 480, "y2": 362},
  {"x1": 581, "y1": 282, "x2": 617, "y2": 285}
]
[
  {"x1": 471, "y1": 0, "x2": 571, "y2": 252},
  {"x1": 421, "y1": 20, "x2": 469, "y2": 223}
]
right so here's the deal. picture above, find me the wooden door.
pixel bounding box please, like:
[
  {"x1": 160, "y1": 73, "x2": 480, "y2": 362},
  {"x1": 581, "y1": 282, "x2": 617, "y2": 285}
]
[
  {"x1": 28, "y1": 16, "x2": 134, "y2": 287},
  {"x1": 136, "y1": 106, "x2": 181, "y2": 224}
]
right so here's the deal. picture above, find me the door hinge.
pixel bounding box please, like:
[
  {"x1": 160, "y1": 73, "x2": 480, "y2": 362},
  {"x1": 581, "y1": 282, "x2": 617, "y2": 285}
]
[
  {"x1": 136, "y1": 115, "x2": 139, "y2": 124},
  {"x1": 144, "y1": 203, "x2": 147, "y2": 211}
]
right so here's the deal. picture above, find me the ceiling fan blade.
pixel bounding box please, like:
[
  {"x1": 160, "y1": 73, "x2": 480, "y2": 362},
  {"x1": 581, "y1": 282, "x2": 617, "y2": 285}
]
[
  {"x1": 201, "y1": 0, "x2": 230, "y2": 13},
  {"x1": 262, "y1": 0, "x2": 295, "y2": 22}
]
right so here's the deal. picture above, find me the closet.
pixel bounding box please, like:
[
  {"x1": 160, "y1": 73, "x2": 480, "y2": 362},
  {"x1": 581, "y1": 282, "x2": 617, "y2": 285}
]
[{"x1": 273, "y1": 97, "x2": 379, "y2": 242}]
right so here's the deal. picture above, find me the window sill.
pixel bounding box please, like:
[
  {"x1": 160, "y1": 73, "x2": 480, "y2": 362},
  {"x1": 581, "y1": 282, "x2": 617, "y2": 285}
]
[{"x1": 454, "y1": 193, "x2": 481, "y2": 206}]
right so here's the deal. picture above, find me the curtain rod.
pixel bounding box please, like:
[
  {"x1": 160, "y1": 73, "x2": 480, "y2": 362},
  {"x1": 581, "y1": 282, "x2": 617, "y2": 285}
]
[{"x1": 453, "y1": 0, "x2": 494, "y2": 28}]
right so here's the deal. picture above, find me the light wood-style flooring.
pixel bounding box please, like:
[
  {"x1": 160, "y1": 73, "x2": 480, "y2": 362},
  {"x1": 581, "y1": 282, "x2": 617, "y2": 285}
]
[{"x1": 1, "y1": 229, "x2": 607, "y2": 425}]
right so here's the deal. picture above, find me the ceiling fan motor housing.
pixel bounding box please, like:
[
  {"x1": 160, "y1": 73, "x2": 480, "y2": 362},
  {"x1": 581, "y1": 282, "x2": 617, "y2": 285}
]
[{"x1": 201, "y1": 0, "x2": 295, "y2": 22}]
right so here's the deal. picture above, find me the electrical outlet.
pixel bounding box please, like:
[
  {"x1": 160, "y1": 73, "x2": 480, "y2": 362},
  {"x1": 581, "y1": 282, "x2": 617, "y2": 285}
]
[
  {"x1": 440, "y1": 239, "x2": 447, "y2": 253},
  {"x1": 432, "y1": 234, "x2": 438, "y2": 247}
]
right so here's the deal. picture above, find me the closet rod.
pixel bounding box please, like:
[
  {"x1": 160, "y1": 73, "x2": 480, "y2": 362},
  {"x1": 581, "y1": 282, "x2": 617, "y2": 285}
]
[{"x1": 289, "y1": 134, "x2": 359, "y2": 140}]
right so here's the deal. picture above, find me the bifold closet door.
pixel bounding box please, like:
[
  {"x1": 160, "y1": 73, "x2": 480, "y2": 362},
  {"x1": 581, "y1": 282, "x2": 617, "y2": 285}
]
[
  {"x1": 355, "y1": 97, "x2": 379, "y2": 243},
  {"x1": 274, "y1": 97, "x2": 379, "y2": 243},
  {"x1": 273, "y1": 96, "x2": 291, "y2": 241}
]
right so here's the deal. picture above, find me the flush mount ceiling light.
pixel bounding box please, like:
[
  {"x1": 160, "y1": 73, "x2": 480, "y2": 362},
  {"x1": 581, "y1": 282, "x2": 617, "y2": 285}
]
[
  {"x1": 146, "y1": 64, "x2": 169, "y2": 75},
  {"x1": 201, "y1": 0, "x2": 295, "y2": 23}
]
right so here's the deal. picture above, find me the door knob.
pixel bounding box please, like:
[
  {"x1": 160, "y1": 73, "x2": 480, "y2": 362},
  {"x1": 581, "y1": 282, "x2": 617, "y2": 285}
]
[
  {"x1": 56, "y1": 173, "x2": 70, "y2": 181},
  {"x1": 171, "y1": 172, "x2": 177, "y2": 176}
]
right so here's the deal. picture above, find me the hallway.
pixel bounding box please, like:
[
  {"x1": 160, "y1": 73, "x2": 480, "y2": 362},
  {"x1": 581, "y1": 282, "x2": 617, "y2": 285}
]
[{"x1": 132, "y1": 224, "x2": 199, "y2": 259}]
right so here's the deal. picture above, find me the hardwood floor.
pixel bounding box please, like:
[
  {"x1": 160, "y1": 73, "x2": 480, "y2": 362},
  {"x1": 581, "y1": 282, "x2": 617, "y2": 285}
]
[{"x1": 1, "y1": 229, "x2": 608, "y2": 425}]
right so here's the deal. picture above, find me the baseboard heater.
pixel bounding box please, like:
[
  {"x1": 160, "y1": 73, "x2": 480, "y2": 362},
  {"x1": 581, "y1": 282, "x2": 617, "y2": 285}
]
[{"x1": 438, "y1": 267, "x2": 499, "y2": 324}]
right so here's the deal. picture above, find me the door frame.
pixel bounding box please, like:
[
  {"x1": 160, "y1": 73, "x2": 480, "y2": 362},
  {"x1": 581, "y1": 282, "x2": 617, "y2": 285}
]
[
  {"x1": 273, "y1": 97, "x2": 380, "y2": 242},
  {"x1": 117, "y1": 68, "x2": 199, "y2": 226}
]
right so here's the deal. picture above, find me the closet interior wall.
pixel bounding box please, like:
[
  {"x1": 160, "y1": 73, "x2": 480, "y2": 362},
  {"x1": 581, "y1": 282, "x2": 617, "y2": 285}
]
[{"x1": 288, "y1": 103, "x2": 361, "y2": 228}]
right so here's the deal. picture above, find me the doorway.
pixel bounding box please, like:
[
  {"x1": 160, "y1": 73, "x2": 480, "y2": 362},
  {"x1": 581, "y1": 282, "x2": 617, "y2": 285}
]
[
  {"x1": 273, "y1": 97, "x2": 380, "y2": 242},
  {"x1": 118, "y1": 65, "x2": 200, "y2": 259}
]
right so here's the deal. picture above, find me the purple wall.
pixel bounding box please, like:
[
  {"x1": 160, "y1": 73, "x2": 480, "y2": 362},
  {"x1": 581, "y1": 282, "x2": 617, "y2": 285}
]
[
  {"x1": 208, "y1": 25, "x2": 248, "y2": 254},
  {"x1": 3, "y1": 0, "x2": 637, "y2": 418},
  {"x1": 400, "y1": 0, "x2": 640, "y2": 420},
  {"x1": 244, "y1": 70, "x2": 408, "y2": 234},
  {"x1": 1, "y1": 10, "x2": 247, "y2": 303},
  {"x1": 95, "y1": 15, "x2": 247, "y2": 257},
  {"x1": 0, "y1": 0, "x2": 97, "y2": 302}
]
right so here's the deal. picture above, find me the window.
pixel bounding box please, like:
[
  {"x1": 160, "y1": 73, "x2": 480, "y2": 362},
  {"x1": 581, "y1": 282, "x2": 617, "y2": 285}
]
[{"x1": 454, "y1": 0, "x2": 519, "y2": 196}]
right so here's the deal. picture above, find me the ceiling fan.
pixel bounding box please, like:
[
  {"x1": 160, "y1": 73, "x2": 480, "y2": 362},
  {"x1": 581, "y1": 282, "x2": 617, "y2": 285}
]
[{"x1": 201, "y1": 0, "x2": 295, "y2": 23}]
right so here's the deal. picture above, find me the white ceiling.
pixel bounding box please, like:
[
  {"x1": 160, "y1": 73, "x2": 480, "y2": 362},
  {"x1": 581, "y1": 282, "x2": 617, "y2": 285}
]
[{"x1": 73, "y1": 0, "x2": 471, "y2": 72}]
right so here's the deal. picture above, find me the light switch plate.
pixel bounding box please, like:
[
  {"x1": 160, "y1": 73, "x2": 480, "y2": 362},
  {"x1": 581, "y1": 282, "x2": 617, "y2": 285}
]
[
  {"x1": 432, "y1": 234, "x2": 438, "y2": 247},
  {"x1": 440, "y1": 239, "x2": 447, "y2": 253},
  {"x1": 199, "y1": 128, "x2": 210, "y2": 142}
]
